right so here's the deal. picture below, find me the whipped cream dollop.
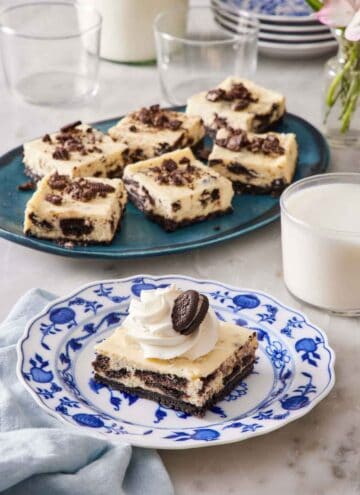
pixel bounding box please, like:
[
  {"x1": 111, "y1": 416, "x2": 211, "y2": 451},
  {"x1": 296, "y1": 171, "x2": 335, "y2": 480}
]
[{"x1": 123, "y1": 285, "x2": 219, "y2": 360}]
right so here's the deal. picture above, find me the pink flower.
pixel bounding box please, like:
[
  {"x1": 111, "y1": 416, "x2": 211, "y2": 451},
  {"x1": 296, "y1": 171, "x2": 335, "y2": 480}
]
[
  {"x1": 316, "y1": 0, "x2": 360, "y2": 40},
  {"x1": 346, "y1": 9, "x2": 360, "y2": 40}
]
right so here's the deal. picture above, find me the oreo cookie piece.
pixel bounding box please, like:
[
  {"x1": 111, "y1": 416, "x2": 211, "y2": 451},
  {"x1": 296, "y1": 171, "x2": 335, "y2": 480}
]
[
  {"x1": 172, "y1": 290, "x2": 209, "y2": 335},
  {"x1": 60, "y1": 120, "x2": 82, "y2": 133}
]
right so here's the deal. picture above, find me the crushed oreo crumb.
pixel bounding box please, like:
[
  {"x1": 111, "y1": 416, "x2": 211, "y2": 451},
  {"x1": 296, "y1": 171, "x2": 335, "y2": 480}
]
[
  {"x1": 122, "y1": 147, "x2": 147, "y2": 164},
  {"x1": 211, "y1": 188, "x2": 220, "y2": 200},
  {"x1": 212, "y1": 113, "x2": 228, "y2": 131},
  {"x1": 147, "y1": 156, "x2": 203, "y2": 188},
  {"x1": 206, "y1": 88, "x2": 226, "y2": 102},
  {"x1": 59, "y1": 218, "x2": 93, "y2": 237},
  {"x1": 169, "y1": 119, "x2": 182, "y2": 130},
  {"x1": 227, "y1": 162, "x2": 257, "y2": 177},
  {"x1": 88, "y1": 145, "x2": 102, "y2": 154},
  {"x1": 42, "y1": 124, "x2": 108, "y2": 159},
  {"x1": 172, "y1": 201, "x2": 181, "y2": 212},
  {"x1": 17, "y1": 180, "x2": 36, "y2": 191},
  {"x1": 206, "y1": 83, "x2": 258, "y2": 111},
  {"x1": 66, "y1": 178, "x2": 115, "y2": 202},
  {"x1": 135, "y1": 105, "x2": 183, "y2": 131},
  {"x1": 29, "y1": 212, "x2": 52, "y2": 230},
  {"x1": 48, "y1": 172, "x2": 69, "y2": 190},
  {"x1": 60, "y1": 121, "x2": 82, "y2": 133},
  {"x1": 52, "y1": 147, "x2": 70, "y2": 160},
  {"x1": 129, "y1": 125, "x2": 137, "y2": 132},
  {"x1": 163, "y1": 159, "x2": 177, "y2": 172},
  {"x1": 45, "y1": 193, "x2": 62, "y2": 205},
  {"x1": 47, "y1": 173, "x2": 116, "y2": 201},
  {"x1": 216, "y1": 128, "x2": 285, "y2": 156}
]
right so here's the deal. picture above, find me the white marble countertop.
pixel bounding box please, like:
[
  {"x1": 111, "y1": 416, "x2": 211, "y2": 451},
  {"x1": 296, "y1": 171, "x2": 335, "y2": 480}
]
[{"x1": 0, "y1": 21, "x2": 360, "y2": 495}]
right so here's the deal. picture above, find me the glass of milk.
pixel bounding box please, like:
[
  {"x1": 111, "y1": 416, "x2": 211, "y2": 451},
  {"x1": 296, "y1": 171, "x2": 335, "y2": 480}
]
[
  {"x1": 281, "y1": 173, "x2": 360, "y2": 315},
  {"x1": 84, "y1": 0, "x2": 188, "y2": 64}
]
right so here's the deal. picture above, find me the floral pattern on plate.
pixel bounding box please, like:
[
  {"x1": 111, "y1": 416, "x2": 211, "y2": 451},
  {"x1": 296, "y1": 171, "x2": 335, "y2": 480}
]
[{"x1": 17, "y1": 275, "x2": 335, "y2": 449}]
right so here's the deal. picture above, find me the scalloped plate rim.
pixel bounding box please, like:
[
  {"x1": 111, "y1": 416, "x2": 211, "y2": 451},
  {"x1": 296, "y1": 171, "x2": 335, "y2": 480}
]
[{"x1": 16, "y1": 274, "x2": 336, "y2": 449}]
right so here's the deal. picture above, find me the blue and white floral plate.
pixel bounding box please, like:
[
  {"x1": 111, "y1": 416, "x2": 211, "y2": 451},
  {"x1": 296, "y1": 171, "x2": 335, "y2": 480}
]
[
  {"x1": 218, "y1": 0, "x2": 314, "y2": 21},
  {"x1": 17, "y1": 275, "x2": 335, "y2": 449}
]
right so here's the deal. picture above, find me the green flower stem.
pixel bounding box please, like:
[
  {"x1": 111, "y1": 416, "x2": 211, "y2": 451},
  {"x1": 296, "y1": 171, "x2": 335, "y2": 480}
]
[
  {"x1": 326, "y1": 67, "x2": 347, "y2": 106},
  {"x1": 305, "y1": 0, "x2": 322, "y2": 11},
  {"x1": 325, "y1": 36, "x2": 360, "y2": 133},
  {"x1": 305, "y1": 1, "x2": 360, "y2": 133},
  {"x1": 341, "y1": 74, "x2": 360, "y2": 132}
]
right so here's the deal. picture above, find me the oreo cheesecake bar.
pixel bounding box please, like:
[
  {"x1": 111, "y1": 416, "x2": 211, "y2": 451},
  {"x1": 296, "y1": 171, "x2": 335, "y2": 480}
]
[
  {"x1": 123, "y1": 148, "x2": 233, "y2": 231},
  {"x1": 186, "y1": 77, "x2": 286, "y2": 134},
  {"x1": 24, "y1": 173, "x2": 126, "y2": 244},
  {"x1": 23, "y1": 121, "x2": 127, "y2": 180},
  {"x1": 108, "y1": 105, "x2": 205, "y2": 162},
  {"x1": 209, "y1": 127, "x2": 298, "y2": 196},
  {"x1": 93, "y1": 285, "x2": 258, "y2": 417}
]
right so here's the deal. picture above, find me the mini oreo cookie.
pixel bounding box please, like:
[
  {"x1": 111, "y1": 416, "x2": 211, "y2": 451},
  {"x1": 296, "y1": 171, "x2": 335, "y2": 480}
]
[{"x1": 172, "y1": 290, "x2": 209, "y2": 335}]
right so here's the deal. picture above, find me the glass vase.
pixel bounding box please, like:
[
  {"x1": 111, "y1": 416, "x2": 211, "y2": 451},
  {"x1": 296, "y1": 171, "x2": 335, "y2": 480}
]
[{"x1": 323, "y1": 29, "x2": 360, "y2": 148}]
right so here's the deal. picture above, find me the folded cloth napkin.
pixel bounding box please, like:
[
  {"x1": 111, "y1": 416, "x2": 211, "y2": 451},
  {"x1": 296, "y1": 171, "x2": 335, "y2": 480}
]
[{"x1": 0, "y1": 289, "x2": 174, "y2": 495}]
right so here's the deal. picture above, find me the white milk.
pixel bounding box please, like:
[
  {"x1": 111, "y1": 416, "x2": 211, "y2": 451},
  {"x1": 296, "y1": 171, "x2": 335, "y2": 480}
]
[
  {"x1": 281, "y1": 181, "x2": 360, "y2": 313},
  {"x1": 86, "y1": 0, "x2": 188, "y2": 63}
]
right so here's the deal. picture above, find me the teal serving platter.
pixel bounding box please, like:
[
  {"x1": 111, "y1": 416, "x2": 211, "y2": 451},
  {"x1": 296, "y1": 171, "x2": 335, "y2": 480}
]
[{"x1": 0, "y1": 109, "x2": 329, "y2": 259}]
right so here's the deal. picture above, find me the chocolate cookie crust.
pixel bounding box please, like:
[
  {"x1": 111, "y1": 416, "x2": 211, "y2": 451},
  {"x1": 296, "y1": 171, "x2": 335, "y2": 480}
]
[{"x1": 94, "y1": 360, "x2": 255, "y2": 417}]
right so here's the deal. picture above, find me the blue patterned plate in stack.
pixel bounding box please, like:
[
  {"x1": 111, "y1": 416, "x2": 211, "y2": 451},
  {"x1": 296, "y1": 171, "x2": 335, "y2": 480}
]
[{"x1": 212, "y1": 0, "x2": 337, "y2": 58}]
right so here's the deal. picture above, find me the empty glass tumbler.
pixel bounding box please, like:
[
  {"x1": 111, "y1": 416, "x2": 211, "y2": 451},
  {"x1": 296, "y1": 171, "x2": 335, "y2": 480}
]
[
  {"x1": 0, "y1": 2, "x2": 102, "y2": 105},
  {"x1": 154, "y1": 5, "x2": 259, "y2": 105}
]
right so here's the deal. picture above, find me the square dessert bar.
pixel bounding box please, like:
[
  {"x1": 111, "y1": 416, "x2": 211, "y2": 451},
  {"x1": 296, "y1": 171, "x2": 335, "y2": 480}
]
[
  {"x1": 23, "y1": 121, "x2": 128, "y2": 180},
  {"x1": 209, "y1": 127, "x2": 298, "y2": 196},
  {"x1": 24, "y1": 173, "x2": 127, "y2": 244},
  {"x1": 108, "y1": 105, "x2": 205, "y2": 162},
  {"x1": 186, "y1": 77, "x2": 286, "y2": 134},
  {"x1": 93, "y1": 322, "x2": 258, "y2": 417},
  {"x1": 123, "y1": 148, "x2": 234, "y2": 231}
]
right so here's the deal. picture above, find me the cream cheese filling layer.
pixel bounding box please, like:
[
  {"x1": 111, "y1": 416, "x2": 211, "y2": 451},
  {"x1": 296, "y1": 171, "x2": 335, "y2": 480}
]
[
  {"x1": 95, "y1": 323, "x2": 257, "y2": 380},
  {"x1": 95, "y1": 338, "x2": 257, "y2": 407}
]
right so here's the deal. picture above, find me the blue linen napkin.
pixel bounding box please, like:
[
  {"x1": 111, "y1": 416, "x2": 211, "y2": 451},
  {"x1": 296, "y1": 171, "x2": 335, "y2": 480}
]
[{"x1": 0, "y1": 289, "x2": 174, "y2": 495}]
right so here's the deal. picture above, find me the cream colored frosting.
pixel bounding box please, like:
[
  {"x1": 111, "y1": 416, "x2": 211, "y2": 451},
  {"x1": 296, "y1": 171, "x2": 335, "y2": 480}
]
[{"x1": 123, "y1": 285, "x2": 219, "y2": 360}]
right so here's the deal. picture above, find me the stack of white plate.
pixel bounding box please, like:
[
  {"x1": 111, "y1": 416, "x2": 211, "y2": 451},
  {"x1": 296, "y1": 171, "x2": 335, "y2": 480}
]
[{"x1": 211, "y1": 0, "x2": 337, "y2": 58}]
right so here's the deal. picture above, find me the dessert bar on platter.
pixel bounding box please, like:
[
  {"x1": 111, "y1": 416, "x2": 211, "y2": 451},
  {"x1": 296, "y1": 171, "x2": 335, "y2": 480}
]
[
  {"x1": 108, "y1": 104, "x2": 205, "y2": 161},
  {"x1": 24, "y1": 173, "x2": 126, "y2": 244},
  {"x1": 186, "y1": 77, "x2": 286, "y2": 135},
  {"x1": 23, "y1": 121, "x2": 128, "y2": 180},
  {"x1": 123, "y1": 148, "x2": 234, "y2": 231},
  {"x1": 20, "y1": 76, "x2": 298, "y2": 247},
  {"x1": 93, "y1": 285, "x2": 258, "y2": 416},
  {"x1": 209, "y1": 127, "x2": 298, "y2": 196}
]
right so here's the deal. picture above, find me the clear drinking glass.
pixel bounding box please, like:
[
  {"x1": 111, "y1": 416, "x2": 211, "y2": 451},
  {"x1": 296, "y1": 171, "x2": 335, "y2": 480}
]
[
  {"x1": 154, "y1": 5, "x2": 259, "y2": 105},
  {"x1": 0, "y1": 2, "x2": 102, "y2": 106},
  {"x1": 281, "y1": 173, "x2": 360, "y2": 316}
]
